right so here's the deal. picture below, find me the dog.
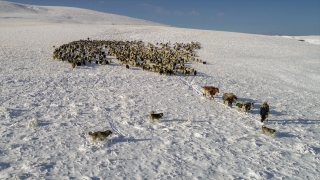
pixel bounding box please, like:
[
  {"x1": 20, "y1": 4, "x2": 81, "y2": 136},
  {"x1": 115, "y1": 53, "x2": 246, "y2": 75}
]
[
  {"x1": 88, "y1": 130, "x2": 112, "y2": 142},
  {"x1": 149, "y1": 111, "x2": 164, "y2": 122},
  {"x1": 262, "y1": 125, "x2": 276, "y2": 135},
  {"x1": 236, "y1": 101, "x2": 254, "y2": 113},
  {"x1": 202, "y1": 86, "x2": 219, "y2": 99}
]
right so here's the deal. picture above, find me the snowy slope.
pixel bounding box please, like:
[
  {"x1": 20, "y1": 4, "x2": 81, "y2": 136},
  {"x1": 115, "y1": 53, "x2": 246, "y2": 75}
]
[
  {"x1": 0, "y1": 0, "x2": 167, "y2": 26},
  {"x1": 0, "y1": 1, "x2": 319, "y2": 179}
]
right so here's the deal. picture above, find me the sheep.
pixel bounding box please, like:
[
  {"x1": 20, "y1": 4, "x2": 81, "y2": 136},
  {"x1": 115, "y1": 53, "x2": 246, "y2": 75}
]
[{"x1": 52, "y1": 39, "x2": 202, "y2": 76}]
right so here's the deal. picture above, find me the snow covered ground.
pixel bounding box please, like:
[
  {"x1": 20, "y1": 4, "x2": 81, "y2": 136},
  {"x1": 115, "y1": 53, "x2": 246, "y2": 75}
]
[{"x1": 0, "y1": 1, "x2": 319, "y2": 179}]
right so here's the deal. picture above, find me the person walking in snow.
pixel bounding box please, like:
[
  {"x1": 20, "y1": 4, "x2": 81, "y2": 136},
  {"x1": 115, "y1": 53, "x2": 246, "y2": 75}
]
[{"x1": 260, "y1": 101, "x2": 269, "y2": 122}]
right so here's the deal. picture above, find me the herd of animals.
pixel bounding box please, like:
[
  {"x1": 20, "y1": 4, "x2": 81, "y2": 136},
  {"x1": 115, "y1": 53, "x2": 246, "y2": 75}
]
[
  {"x1": 52, "y1": 39, "x2": 276, "y2": 143},
  {"x1": 52, "y1": 38, "x2": 203, "y2": 76},
  {"x1": 201, "y1": 87, "x2": 275, "y2": 135}
]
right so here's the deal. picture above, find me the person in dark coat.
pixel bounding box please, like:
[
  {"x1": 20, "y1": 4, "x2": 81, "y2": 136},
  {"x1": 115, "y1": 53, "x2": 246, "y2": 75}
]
[{"x1": 260, "y1": 101, "x2": 269, "y2": 122}]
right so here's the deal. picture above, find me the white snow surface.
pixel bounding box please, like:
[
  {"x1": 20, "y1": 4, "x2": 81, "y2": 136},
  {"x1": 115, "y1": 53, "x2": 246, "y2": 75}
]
[
  {"x1": 0, "y1": 0, "x2": 167, "y2": 26},
  {"x1": 1, "y1": 1, "x2": 320, "y2": 179}
]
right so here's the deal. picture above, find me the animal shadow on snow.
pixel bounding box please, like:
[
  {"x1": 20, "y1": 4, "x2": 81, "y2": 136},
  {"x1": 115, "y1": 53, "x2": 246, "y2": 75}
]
[
  {"x1": 175, "y1": 71, "x2": 208, "y2": 77},
  {"x1": 6, "y1": 108, "x2": 29, "y2": 118},
  {"x1": 161, "y1": 119, "x2": 188, "y2": 123},
  {"x1": 87, "y1": 177, "x2": 100, "y2": 180},
  {"x1": 268, "y1": 119, "x2": 320, "y2": 125},
  {"x1": 273, "y1": 131, "x2": 297, "y2": 138},
  {"x1": 75, "y1": 61, "x2": 118, "y2": 69},
  {"x1": 127, "y1": 67, "x2": 141, "y2": 71},
  {"x1": 69, "y1": 177, "x2": 101, "y2": 180},
  {"x1": 36, "y1": 120, "x2": 52, "y2": 126},
  {"x1": 269, "y1": 109, "x2": 286, "y2": 117},
  {"x1": 310, "y1": 146, "x2": 320, "y2": 155},
  {"x1": 161, "y1": 119, "x2": 207, "y2": 123},
  {"x1": 192, "y1": 71, "x2": 207, "y2": 77},
  {"x1": 108, "y1": 137, "x2": 152, "y2": 146},
  {"x1": 74, "y1": 62, "x2": 99, "y2": 69},
  {"x1": 236, "y1": 97, "x2": 255, "y2": 102},
  {"x1": 0, "y1": 162, "x2": 10, "y2": 171},
  {"x1": 17, "y1": 173, "x2": 38, "y2": 180}
]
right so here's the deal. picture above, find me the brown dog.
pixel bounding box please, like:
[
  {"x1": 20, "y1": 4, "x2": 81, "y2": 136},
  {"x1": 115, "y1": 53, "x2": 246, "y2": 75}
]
[
  {"x1": 202, "y1": 86, "x2": 219, "y2": 99},
  {"x1": 88, "y1": 130, "x2": 112, "y2": 142}
]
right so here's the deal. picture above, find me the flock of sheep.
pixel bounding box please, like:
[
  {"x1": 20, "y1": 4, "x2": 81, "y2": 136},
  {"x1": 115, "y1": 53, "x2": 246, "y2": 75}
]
[
  {"x1": 52, "y1": 39, "x2": 205, "y2": 75},
  {"x1": 52, "y1": 39, "x2": 276, "y2": 135}
]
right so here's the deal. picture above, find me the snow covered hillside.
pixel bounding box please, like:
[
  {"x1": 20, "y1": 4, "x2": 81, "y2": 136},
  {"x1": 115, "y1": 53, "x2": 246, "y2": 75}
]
[
  {"x1": 0, "y1": 0, "x2": 167, "y2": 26},
  {"x1": 0, "y1": 1, "x2": 319, "y2": 179}
]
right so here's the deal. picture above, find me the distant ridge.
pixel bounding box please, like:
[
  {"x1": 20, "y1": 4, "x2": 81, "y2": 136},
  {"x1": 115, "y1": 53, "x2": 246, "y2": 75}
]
[{"x1": 0, "y1": 0, "x2": 168, "y2": 26}]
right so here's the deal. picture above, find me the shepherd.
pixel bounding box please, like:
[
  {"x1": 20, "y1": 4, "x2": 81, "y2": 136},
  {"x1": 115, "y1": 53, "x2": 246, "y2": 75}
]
[{"x1": 260, "y1": 101, "x2": 270, "y2": 123}]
